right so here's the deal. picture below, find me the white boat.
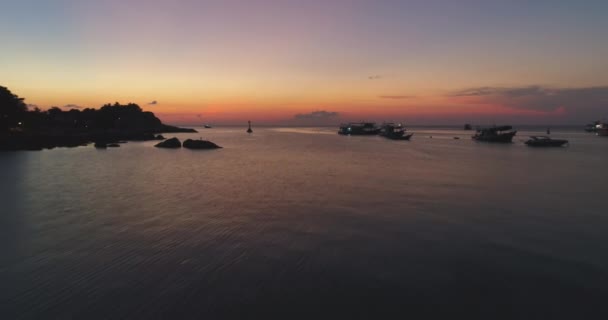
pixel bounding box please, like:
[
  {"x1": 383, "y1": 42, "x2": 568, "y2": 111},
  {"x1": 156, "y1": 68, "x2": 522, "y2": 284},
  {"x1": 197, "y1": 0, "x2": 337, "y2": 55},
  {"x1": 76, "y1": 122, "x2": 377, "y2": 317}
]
[{"x1": 596, "y1": 123, "x2": 608, "y2": 136}]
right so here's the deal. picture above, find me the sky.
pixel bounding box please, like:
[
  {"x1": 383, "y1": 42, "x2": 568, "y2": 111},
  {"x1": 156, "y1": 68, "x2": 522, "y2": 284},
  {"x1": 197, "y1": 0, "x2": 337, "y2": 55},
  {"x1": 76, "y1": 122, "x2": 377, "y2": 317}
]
[{"x1": 1, "y1": 0, "x2": 608, "y2": 125}]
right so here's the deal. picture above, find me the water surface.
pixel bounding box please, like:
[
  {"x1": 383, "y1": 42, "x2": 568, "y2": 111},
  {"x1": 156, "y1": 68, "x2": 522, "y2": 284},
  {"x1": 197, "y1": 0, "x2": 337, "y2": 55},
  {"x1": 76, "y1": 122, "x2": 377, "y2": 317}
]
[{"x1": 1, "y1": 127, "x2": 607, "y2": 319}]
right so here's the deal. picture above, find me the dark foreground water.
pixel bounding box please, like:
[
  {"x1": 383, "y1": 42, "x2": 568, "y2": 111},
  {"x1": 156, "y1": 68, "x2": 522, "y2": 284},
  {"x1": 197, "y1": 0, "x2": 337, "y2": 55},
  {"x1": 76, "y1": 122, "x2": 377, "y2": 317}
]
[{"x1": 1, "y1": 127, "x2": 608, "y2": 319}]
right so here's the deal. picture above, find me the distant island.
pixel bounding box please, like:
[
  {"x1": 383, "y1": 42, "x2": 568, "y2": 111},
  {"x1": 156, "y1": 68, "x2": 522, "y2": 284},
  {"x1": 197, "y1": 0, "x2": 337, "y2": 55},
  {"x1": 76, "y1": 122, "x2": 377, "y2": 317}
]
[{"x1": 0, "y1": 86, "x2": 196, "y2": 151}]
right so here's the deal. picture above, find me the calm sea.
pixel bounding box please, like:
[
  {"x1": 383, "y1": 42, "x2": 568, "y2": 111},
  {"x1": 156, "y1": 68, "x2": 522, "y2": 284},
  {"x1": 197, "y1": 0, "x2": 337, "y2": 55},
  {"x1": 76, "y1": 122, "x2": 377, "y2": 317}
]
[{"x1": 1, "y1": 126, "x2": 607, "y2": 319}]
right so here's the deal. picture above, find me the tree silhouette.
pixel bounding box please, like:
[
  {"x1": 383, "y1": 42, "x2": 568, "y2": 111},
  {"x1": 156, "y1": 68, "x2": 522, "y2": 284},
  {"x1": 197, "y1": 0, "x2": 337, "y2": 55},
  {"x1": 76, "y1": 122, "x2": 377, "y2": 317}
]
[
  {"x1": 0, "y1": 86, "x2": 27, "y2": 131},
  {"x1": 0, "y1": 85, "x2": 195, "y2": 151}
]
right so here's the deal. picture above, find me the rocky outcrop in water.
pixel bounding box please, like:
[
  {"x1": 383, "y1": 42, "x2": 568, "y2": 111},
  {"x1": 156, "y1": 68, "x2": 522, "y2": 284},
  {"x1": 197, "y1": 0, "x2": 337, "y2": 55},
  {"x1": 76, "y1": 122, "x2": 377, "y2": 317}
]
[
  {"x1": 183, "y1": 139, "x2": 222, "y2": 149},
  {"x1": 94, "y1": 142, "x2": 107, "y2": 149},
  {"x1": 154, "y1": 137, "x2": 181, "y2": 148}
]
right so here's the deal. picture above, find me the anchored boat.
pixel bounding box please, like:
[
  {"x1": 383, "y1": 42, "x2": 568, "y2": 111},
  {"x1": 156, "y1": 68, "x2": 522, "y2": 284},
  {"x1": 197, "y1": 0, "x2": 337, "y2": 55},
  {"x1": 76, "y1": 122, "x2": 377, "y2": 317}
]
[
  {"x1": 585, "y1": 121, "x2": 599, "y2": 132},
  {"x1": 596, "y1": 123, "x2": 608, "y2": 136},
  {"x1": 525, "y1": 136, "x2": 568, "y2": 147},
  {"x1": 379, "y1": 123, "x2": 413, "y2": 140},
  {"x1": 472, "y1": 126, "x2": 517, "y2": 143},
  {"x1": 338, "y1": 122, "x2": 381, "y2": 135}
]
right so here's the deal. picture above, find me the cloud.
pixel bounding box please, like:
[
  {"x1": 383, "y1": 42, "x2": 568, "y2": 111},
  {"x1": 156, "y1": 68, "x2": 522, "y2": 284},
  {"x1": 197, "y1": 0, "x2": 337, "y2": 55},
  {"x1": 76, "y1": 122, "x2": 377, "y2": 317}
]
[
  {"x1": 294, "y1": 110, "x2": 339, "y2": 120},
  {"x1": 378, "y1": 95, "x2": 416, "y2": 99},
  {"x1": 368, "y1": 75, "x2": 382, "y2": 80},
  {"x1": 450, "y1": 86, "x2": 556, "y2": 98},
  {"x1": 147, "y1": 100, "x2": 158, "y2": 105},
  {"x1": 63, "y1": 104, "x2": 84, "y2": 109},
  {"x1": 449, "y1": 85, "x2": 608, "y2": 115}
]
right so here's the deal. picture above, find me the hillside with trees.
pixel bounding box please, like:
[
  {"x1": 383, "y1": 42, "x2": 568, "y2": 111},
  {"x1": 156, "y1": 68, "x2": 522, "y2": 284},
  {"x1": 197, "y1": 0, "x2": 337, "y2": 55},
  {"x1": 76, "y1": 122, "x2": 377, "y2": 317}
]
[{"x1": 0, "y1": 86, "x2": 195, "y2": 150}]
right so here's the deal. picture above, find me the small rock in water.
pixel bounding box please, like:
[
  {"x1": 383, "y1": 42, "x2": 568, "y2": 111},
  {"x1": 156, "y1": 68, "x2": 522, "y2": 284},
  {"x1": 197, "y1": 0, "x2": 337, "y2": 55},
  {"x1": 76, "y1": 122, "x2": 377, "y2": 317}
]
[
  {"x1": 155, "y1": 137, "x2": 181, "y2": 148},
  {"x1": 183, "y1": 139, "x2": 222, "y2": 149},
  {"x1": 94, "y1": 142, "x2": 107, "y2": 149}
]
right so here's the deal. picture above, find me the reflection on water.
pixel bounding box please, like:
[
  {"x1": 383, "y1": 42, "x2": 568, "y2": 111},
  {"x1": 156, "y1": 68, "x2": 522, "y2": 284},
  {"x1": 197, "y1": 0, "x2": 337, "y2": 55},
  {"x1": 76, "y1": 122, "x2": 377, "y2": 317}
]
[
  {"x1": 0, "y1": 152, "x2": 28, "y2": 267},
  {"x1": 1, "y1": 127, "x2": 608, "y2": 318}
]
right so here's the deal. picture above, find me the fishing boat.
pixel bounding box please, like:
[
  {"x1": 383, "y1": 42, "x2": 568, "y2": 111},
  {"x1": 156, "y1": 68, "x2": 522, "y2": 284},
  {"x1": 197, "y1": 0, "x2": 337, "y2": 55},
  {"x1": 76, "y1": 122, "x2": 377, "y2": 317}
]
[
  {"x1": 585, "y1": 121, "x2": 599, "y2": 132},
  {"x1": 204, "y1": 124, "x2": 212, "y2": 128},
  {"x1": 338, "y1": 122, "x2": 380, "y2": 135},
  {"x1": 596, "y1": 123, "x2": 608, "y2": 136},
  {"x1": 379, "y1": 123, "x2": 413, "y2": 140},
  {"x1": 472, "y1": 125, "x2": 517, "y2": 143},
  {"x1": 525, "y1": 136, "x2": 568, "y2": 147}
]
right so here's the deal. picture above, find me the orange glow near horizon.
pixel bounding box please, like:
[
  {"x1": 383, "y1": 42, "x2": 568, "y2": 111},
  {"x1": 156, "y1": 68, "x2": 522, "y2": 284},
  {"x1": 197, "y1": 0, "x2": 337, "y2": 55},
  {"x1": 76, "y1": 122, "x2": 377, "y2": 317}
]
[
  {"x1": 3, "y1": 1, "x2": 607, "y2": 125},
  {"x1": 12, "y1": 87, "x2": 575, "y2": 126}
]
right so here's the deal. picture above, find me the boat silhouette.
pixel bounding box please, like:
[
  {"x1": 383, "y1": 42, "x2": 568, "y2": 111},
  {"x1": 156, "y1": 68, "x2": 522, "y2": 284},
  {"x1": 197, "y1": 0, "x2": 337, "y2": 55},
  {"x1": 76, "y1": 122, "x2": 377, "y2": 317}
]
[
  {"x1": 525, "y1": 136, "x2": 568, "y2": 147},
  {"x1": 338, "y1": 122, "x2": 380, "y2": 135},
  {"x1": 379, "y1": 123, "x2": 413, "y2": 140},
  {"x1": 472, "y1": 125, "x2": 517, "y2": 143}
]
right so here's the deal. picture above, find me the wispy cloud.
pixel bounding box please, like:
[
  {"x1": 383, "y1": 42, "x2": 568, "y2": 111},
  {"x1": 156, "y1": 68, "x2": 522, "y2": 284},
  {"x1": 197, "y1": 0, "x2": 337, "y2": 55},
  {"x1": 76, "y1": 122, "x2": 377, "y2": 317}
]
[
  {"x1": 368, "y1": 75, "x2": 382, "y2": 80},
  {"x1": 450, "y1": 86, "x2": 556, "y2": 98},
  {"x1": 294, "y1": 110, "x2": 339, "y2": 120},
  {"x1": 449, "y1": 85, "x2": 608, "y2": 115},
  {"x1": 147, "y1": 100, "x2": 158, "y2": 105},
  {"x1": 378, "y1": 95, "x2": 416, "y2": 99}
]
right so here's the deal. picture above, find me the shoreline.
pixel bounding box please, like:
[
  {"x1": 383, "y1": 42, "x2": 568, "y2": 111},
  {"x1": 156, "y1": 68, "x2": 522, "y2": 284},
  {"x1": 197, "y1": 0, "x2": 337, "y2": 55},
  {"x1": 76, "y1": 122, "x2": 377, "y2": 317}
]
[{"x1": 0, "y1": 125, "x2": 197, "y2": 151}]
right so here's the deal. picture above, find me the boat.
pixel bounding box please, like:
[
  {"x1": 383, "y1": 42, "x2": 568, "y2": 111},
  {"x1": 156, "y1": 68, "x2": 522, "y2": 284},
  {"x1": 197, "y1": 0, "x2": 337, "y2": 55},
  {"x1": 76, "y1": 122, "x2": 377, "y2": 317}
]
[
  {"x1": 595, "y1": 122, "x2": 608, "y2": 136},
  {"x1": 525, "y1": 136, "x2": 568, "y2": 147},
  {"x1": 379, "y1": 123, "x2": 413, "y2": 140},
  {"x1": 204, "y1": 124, "x2": 212, "y2": 128},
  {"x1": 247, "y1": 121, "x2": 253, "y2": 133},
  {"x1": 464, "y1": 124, "x2": 473, "y2": 130},
  {"x1": 338, "y1": 122, "x2": 381, "y2": 135},
  {"x1": 472, "y1": 125, "x2": 517, "y2": 143},
  {"x1": 585, "y1": 121, "x2": 599, "y2": 132}
]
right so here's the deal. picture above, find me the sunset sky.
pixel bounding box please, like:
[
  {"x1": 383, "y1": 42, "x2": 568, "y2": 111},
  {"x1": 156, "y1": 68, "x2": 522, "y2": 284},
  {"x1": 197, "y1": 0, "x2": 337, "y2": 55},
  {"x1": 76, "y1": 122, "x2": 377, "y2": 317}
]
[{"x1": 2, "y1": 0, "x2": 608, "y2": 125}]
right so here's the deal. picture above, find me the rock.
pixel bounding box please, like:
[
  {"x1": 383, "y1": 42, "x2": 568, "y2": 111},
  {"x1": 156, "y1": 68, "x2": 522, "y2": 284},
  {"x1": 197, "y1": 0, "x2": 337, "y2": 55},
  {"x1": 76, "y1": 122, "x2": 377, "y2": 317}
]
[
  {"x1": 183, "y1": 139, "x2": 222, "y2": 149},
  {"x1": 94, "y1": 142, "x2": 107, "y2": 149},
  {"x1": 155, "y1": 137, "x2": 181, "y2": 148},
  {"x1": 107, "y1": 143, "x2": 120, "y2": 147},
  {"x1": 155, "y1": 134, "x2": 165, "y2": 140}
]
